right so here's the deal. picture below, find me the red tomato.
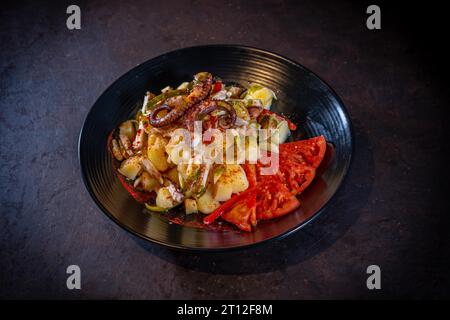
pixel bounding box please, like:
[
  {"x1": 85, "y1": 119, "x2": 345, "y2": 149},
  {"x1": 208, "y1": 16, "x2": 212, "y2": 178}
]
[
  {"x1": 279, "y1": 135, "x2": 327, "y2": 169},
  {"x1": 242, "y1": 163, "x2": 258, "y2": 226},
  {"x1": 255, "y1": 178, "x2": 300, "y2": 220},
  {"x1": 221, "y1": 194, "x2": 256, "y2": 232},
  {"x1": 243, "y1": 163, "x2": 257, "y2": 188},
  {"x1": 257, "y1": 154, "x2": 316, "y2": 196},
  {"x1": 220, "y1": 176, "x2": 300, "y2": 226},
  {"x1": 253, "y1": 135, "x2": 327, "y2": 220},
  {"x1": 277, "y1": 160, "x2": 316, "y2": 195}
]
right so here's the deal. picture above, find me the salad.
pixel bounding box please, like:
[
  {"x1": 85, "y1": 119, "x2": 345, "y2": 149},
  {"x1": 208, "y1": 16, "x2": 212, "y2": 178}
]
[{"x1": 108, "y1": 72, "x2": 327, "y2": 232}]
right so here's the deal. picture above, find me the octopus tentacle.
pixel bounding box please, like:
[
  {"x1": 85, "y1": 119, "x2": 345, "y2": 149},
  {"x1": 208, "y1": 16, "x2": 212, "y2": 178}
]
[
  {"x1": 185, "y1": 100, "x2": 236, "y2": 131},
  {"x1": 198, "y1": 101, "x2": 236, "y2": 129},
  {"x1": 149, "y1": 104, "x2": 173, "y2": 124},
  {"x1": 247, "y1": 106, "x2": 263, "y2": 119},
  {"x1": 149, "y1": 72, "x2": 212, "y2": 127}
]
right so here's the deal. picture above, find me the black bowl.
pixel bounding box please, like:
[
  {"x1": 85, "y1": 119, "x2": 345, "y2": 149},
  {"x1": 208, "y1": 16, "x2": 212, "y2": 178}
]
[{"x1": 79, "y1": 45, "x2": 353, "y2": 251}]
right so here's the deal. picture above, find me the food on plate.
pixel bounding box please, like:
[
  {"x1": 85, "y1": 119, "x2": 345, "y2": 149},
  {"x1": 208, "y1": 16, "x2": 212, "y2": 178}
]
[{"x1": 108, "y1": 72, "x2": 327, "y2": 232}]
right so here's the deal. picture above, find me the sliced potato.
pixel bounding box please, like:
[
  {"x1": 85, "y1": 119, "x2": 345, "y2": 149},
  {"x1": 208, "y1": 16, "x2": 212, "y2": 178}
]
[
  {"x1": 185, "y1": 199, "x2": 198, "y2": 214},
  {"x1": 244, "y1": 83, "x2": 276, "y2": 109},
  {"x1": 139, "y1": 171, "x2": 159, "y2": 192},
  {"x1": 212, "y1": 164, "x2": 249, "y2": 202},
  {"x1": 166, "y1": 167, "x2": 180, "y2": 186},
  {"x1": 147, "y1": 133, "x2": 169, "y2": 172},
  {"x1": 213, "y1": 182, "x2": 233, "y2": 202},
  {"x1": 219, "y1": 164, "x2": 249, "y2": 191},
  {"x1": 148, "y1": 132, "x2": 168, "y2": 149},
  {"x1": 118, "y1": 156, "x2": 142, "y2": 180},
  {"x1": 197, "y1": 186, "x2": 220, "y2": 214},
  {"x1": 156, "y1": 187, "x2": 177, "y2": 209}
]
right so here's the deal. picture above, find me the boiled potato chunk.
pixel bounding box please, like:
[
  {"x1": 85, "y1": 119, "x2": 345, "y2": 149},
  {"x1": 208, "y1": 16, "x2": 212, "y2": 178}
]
[
  {"x1": 139, "y1": 171, "x2": 159, "y2": 192},
  {"x1": 214, "y1": 183, "x2": 233, "y2": 202},
  {"x1": 213, "y1": 164, "x2": 249, "y2": 202},
  {"x1": 147, "y1": 134, "x2": 169, "y2": 172},
  {"x1": 244, "y1": 83, "x2": 276, "y2": 109},
  {"x1": 184, "y1": 199, "x2": 198, "y2": 214},
  {"x1": 156, "y1": 187, "x2": 177, "y2": 209},
  {"x1": 118, "y1": 156, "x2": 142, "y2": 180},
  {"x1": 166, "y1": 167, "x2": 180, "y2": 186},
  {"x1": 197, "y1": 186, "x2": 220, "y2": 214}
]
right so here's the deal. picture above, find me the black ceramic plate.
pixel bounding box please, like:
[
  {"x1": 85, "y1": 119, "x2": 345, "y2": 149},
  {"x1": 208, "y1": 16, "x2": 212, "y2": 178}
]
[{"x1": 79, "y1": 45, "x2": 353, "y2": 251}]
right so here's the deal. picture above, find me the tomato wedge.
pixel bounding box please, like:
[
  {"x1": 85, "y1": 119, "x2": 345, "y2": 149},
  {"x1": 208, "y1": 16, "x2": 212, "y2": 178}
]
[
  {"x1": 255, "y1": 178, "x2": 300, "y2": 220},
  {"x1": 279, "y1": 135, "x2": 326, "y2": 169},
  {"x1": 221, "y1": 192, "x2": 256, "y2": 232},
  {"x1": 215, "y1": 163, "x2": 258, "y2": 231},
  {"x1": 243, "y1": 163, "x2": 257, "y2": 188},
  {"x1": 277, "y1": 160, "x2": 316, "y2": 195},
  {"x1": 203, "y1": 188, "x2": 256, "y2": 225},
  {"x1": 271, "y1": 135, "x2": 326, "y2": 195},
  {"x1": 253, "y1": 135, "x2": 327, "y2": 220},
  {"x1": 242, "y1": 163, "x2": 258, "y2": 226}
]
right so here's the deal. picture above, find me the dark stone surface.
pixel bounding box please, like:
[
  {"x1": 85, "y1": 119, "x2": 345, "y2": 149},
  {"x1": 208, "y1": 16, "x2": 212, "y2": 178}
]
[{"x1": 1, "y1": 0, "x2": 449, "y2": 299}]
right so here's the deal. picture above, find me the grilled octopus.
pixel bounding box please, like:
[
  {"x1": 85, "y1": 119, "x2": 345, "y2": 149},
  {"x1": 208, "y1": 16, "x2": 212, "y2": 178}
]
[
  {"x1": 149, "y1": 72, "x2": 213, "y2": 127},
  {"x1": 185, "y1": 99, "x2": 236, "y2": 132}
]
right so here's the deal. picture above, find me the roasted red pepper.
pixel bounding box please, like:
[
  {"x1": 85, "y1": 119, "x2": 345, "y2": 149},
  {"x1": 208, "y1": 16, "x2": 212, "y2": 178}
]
[{"x1": 212, "y1": 81, "x2": 222, "y2": 93}]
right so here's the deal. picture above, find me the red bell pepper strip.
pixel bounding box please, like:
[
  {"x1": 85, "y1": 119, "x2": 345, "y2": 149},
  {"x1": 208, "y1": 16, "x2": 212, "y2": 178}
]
[
  {"x1": 203, "y1": 187, "x2": 256, "y2": 225},
  {"x1": 212, "y1": 81, "x2": 222, "y2": 93}
]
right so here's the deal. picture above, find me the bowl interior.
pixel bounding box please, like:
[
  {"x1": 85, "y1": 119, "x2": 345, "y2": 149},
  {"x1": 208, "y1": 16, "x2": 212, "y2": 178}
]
[{"x1": 79, "y1": 45, "x2": 353, "y2": 250}]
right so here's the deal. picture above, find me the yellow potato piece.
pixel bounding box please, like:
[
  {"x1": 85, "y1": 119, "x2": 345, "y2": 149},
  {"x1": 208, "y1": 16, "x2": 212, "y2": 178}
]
[
  {"x1": 213, "y1": 164, "x2": 249, "y2": 202},
  {"x1": 156, "y1": 187, "x2": 176, "y2": 209},
  {"x1": 197, "y1": 186, "x2": 220, "y2": 214},
  {"x1": 147, "y1": 134, "x2": 169, "y2": 172},
  {"x1": 184, "y1": 199, "x2": 198, "y2": 214},
  {"x1": 245, "y1": 84, "x2": 276, "y2": 109},
  {"x1": 139, "y1": 171, "x2": 159, "y2": 192},
  {"x1": 118, "y1": 156, "x2": 142, "y2": 180},
  {"x1": 214, "y1": 183, "x2": 233, "y2": 202},
  {"x1": 166, "y1": 167, "x2": 180, "y2": 186}
]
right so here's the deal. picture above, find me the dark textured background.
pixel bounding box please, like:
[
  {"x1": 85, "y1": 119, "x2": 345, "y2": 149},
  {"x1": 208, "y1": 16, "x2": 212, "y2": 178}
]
[{"x1": 1, "y1": 0, "x2": 449, "y2": 299}]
